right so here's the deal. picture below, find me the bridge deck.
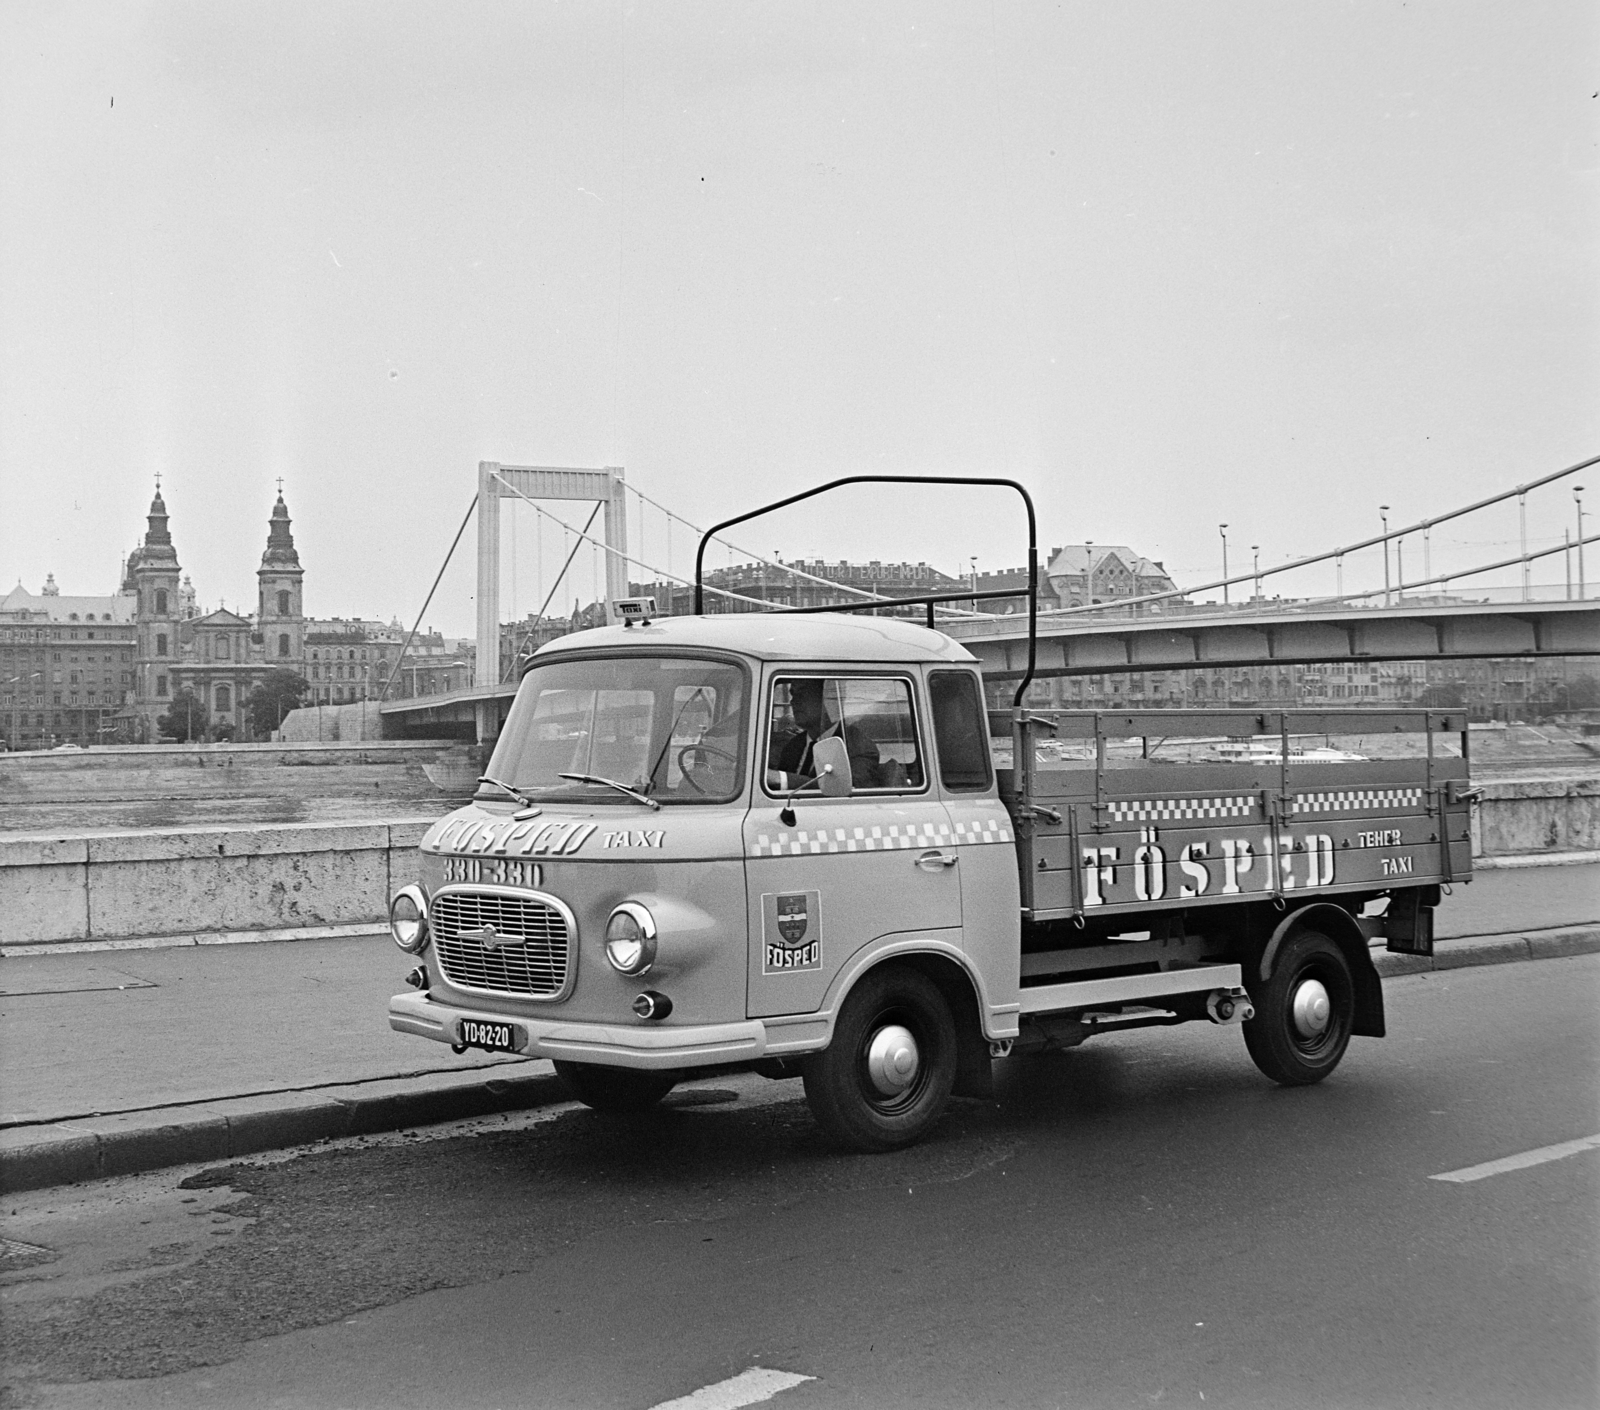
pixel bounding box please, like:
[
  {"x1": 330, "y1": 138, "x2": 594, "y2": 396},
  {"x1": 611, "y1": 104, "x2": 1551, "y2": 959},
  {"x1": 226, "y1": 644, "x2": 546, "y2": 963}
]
[{"x1": 946, "y1": 598, "x2": 1600, "y2": 679}]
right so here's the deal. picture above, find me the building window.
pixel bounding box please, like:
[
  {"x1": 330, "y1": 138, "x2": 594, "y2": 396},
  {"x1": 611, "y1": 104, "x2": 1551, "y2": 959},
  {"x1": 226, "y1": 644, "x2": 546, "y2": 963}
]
[
  {"x1": 216, "y1": 685, "x2": 231, "y2": 713},
  {"x1": 155, "y1": 589, "x2": 168, "y2": 615},
  {"x1": 156, "y1": 675, "x2": 168, "y2": 697},
  {"x1": 217, "y1": 635, "x2": 230, "y2": 660},
  {"x1": 278, "y1": 633, "x2": 290, "y2": 657},
  {"x1": 277, "y1": 590, "x2": 290, "y2": 615},
  {"x1": 156, "y1": 633, "x2": 168, "y2": 656}
]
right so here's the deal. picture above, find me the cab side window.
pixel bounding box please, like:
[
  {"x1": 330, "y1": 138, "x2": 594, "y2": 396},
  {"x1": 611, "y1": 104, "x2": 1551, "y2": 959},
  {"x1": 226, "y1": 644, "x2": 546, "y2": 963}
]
[
  {"x1": 929, "y1": 669, "x2": 992, "y2": 792},
  {"x1": 766, "y1": 676, "x2": 925, "y2": 793}
]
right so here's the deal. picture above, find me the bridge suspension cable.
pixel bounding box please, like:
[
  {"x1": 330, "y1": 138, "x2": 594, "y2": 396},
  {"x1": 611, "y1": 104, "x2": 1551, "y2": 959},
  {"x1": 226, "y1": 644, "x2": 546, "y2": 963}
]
[
  {"x1": 624, "y1": 481, "x2": 991, "y2": 618},
  {"x1": 1032, "y1": 449, "x2": 1600, "y2": 622},
  {"x1": 490, "y1": 473, "x2": 786, "y2": 612},
  {"x1": 378, "y1": 493, "x2": 479, "y2": 705}
]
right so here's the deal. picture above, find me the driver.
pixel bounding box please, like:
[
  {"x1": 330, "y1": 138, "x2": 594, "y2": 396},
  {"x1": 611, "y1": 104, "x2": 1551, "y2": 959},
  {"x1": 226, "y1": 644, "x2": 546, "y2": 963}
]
[{"x1": 768, "y1": 678, "x2": 883, "y2": 789}]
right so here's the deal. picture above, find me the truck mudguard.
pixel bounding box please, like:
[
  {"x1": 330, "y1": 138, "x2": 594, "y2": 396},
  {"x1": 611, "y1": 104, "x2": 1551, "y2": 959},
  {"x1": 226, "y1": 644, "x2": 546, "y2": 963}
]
[{"x1": 1258, "y1": 901, "x2": 1385, "y2": 1039}]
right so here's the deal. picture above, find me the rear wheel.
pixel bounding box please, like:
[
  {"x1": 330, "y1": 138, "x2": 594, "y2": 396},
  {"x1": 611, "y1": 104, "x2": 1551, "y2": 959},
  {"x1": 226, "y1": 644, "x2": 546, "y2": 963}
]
[
  {"x1": 553, "y1": 1061, "x2": 679, "y2": 1112},
  {"x1": 802, "y1": 966, "x2": 958, "y2": 1152},
  {"x1": 1243, "y1": 929, "x2": 1355, "y2": 1085}
]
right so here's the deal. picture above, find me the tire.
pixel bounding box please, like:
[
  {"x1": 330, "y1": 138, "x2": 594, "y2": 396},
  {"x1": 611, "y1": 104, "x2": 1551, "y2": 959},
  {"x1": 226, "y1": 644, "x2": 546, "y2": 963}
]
[
  {"x1": 802, "y1": 965, "x2": 958, "y2": 1152},
  {"x1": 1243, "y1": 929, "x2": 1355, "y2": 1086},
  {"x1": 553, "y1": 1060, "x2": 679, "y2": 1112}
]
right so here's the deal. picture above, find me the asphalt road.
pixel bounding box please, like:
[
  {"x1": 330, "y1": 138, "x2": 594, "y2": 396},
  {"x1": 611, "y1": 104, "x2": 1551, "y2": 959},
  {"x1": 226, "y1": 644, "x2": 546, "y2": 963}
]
[{"x1": 4, "y1": 954, "x2": 1596, "y2": 1410}]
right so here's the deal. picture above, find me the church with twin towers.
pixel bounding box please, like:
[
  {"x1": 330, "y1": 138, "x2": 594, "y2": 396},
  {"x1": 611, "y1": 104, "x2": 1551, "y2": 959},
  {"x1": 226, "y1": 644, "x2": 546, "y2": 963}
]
[
  {"x1": 117, "y1": 482, "x2": 307, "y2": 739},
  {"x1": 1, "y1": 484, "x2": 305, "y2": 746}
]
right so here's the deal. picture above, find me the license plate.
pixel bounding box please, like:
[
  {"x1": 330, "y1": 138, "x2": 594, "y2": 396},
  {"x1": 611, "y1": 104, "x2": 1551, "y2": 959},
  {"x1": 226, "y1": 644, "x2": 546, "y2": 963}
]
[{"x1": 458, "y1": 1019, "x2": 522, "y2": 1053}]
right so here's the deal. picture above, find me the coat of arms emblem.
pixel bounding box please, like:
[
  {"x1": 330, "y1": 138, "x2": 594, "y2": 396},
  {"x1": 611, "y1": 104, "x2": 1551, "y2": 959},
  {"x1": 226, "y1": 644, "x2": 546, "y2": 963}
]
[
  {"x1": 762, "y1": 890, "x2": 822, "y2": 975},
  {"x1": 776, "y1": 893, "x2": 810, "y2": 944}
]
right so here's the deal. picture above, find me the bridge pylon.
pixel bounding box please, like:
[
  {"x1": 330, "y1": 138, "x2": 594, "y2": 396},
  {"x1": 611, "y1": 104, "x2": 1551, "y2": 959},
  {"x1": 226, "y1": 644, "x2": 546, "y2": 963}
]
[{"x1": 474, "y1": 462, "x2": 627, "y2": 692}]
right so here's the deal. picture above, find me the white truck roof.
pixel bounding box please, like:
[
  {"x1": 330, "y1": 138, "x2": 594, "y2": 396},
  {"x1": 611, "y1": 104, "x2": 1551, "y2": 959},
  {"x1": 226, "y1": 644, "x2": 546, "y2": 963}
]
[{"x1": 531, "y1": 611, "x2": 979, "y2": 665}]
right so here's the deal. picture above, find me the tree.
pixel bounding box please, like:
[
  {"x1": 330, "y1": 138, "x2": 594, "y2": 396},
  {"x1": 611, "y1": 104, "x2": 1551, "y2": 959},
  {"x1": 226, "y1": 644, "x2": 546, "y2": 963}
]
[
  {"x1": 247, "y1": 669, "x2": 310, "y2": 738},
  {"x1": 157, "y1": 690, "x2": 209, "y2": 743}
]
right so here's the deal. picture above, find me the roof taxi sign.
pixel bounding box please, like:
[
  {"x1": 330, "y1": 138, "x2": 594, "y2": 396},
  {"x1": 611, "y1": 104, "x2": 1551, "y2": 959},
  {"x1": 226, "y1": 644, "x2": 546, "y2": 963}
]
[{"x1": 611, "y1": 596, "x2": 657, "y2": 627}]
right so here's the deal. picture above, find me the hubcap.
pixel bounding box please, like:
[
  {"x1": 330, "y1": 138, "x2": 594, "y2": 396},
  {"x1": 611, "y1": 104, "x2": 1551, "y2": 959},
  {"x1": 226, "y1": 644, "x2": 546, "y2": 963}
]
[
  {"x1": 1291, "y1": 978, "x2": 1332, "y2": 1038},
  {"x1": 865, "y1": 1024, "x2": 920, "y2": 1096}
]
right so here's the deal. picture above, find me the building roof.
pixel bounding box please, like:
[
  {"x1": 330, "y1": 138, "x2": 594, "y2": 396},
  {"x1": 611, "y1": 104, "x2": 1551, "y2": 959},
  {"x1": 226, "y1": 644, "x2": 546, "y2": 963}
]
[
  {"x1": 0, "y1": 583, "x2": 136, "y2": 624},
  {"x1": 189, "y1": 608, "x2": 252, "y2": 627},
  {"x1": 532, "y1": 612, "x2": 977, "y2": 665},
  {"x1": 1045, "y1": 544, "x2": 1170, "y2": 579}
]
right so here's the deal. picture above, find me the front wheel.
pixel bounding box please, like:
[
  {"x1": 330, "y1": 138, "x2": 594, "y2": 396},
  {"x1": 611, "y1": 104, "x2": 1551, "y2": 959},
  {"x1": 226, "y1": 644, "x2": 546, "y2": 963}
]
[
  {"x1": 553, "y1": 1061, "x2": 679, "y2": 1112},
  {"x1": 1242, "y1": 929, "x2": 1355, "y2": 1086},
  {"x1": 802, "y1": 966, "x2": 958, "y2": 1152}
]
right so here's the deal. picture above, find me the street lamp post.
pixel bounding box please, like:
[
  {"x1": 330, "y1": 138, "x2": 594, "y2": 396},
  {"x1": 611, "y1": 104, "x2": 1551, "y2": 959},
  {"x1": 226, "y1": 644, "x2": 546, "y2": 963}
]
[
  {"x1": 1251, "y1": 545, "x2": 1260, "y2": 601},
  {"x1": 1380, "y1": 506, "x2": 1391, "y2": 607},
  {"x1": 1577, "y1": 486, "x2": 1588, "y2": 598},
  {"x1": 1218, "y1": 525, "x2": 1230, "y2": 605},
  {"x1": 1519, "y1": 491, "x2": 1529, "y2": 601}
]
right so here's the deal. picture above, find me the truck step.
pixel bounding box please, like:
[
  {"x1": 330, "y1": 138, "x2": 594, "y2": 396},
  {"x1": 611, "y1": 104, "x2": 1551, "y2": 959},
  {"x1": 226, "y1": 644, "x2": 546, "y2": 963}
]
[{"x1": 1017, "y1": 962, "x2": 1244, "y2": 1016}]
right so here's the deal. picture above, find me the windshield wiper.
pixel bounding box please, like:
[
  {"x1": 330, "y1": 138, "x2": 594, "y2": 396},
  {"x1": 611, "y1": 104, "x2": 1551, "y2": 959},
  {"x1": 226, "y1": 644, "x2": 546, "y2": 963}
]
[
  {"x1": 477, "y1": 774, "x2": 538, "y2": 808},
  {"x1": 557, "y1": 772, "x2": 661, "y2": 811}
]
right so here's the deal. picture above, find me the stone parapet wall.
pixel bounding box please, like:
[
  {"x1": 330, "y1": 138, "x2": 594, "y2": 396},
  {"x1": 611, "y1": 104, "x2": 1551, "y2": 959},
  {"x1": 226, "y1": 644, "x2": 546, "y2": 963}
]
[
  {"x1": 0, "y1": 819, "x2": 434, "y2": 950},
  {"x1": 2, "y1": 779, "x2": 1593, "y2": 951},
  {"x1": 1472, "y1": 776, "x2": 1600, "y2": 857}
]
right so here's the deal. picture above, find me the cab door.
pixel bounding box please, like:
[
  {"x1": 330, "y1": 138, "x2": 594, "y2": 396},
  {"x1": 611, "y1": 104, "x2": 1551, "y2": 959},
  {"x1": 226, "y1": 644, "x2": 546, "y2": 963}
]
[{"x1": 744, "y1": 670, "x2": 960, "y2": 1018}]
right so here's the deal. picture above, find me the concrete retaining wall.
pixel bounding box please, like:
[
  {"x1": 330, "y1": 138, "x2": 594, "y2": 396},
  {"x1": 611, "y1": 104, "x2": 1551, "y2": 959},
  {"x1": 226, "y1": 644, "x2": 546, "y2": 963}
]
[
  {"x1": 0, "y1": 740, "x2": 475, "y2": 836},
  {"x1": 1472, "y1": 777, "x2": 1600, "y2": 857},
  {"x1": 0, "y1": 820, "x2": 434, "y2": 950}
]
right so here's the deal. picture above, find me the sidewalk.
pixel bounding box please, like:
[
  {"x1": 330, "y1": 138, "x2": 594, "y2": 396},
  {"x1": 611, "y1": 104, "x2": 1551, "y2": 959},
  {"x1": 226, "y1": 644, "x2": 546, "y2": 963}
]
[{"x1": 3, "y1": 865, "x2": 1596, "y2": 1194}]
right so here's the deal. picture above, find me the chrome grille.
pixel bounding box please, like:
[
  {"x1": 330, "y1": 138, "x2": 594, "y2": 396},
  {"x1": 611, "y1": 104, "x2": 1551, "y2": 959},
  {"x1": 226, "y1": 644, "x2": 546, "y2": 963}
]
[{"x1": 431, "y1": 889, "x2": 574, "y2": 999}]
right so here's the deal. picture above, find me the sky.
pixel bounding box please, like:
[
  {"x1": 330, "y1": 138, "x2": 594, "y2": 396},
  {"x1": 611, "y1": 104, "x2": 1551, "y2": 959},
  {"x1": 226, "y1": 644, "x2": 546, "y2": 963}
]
[{"x1": 3, "y1": 0, "x2": 1596, "y2": 636}]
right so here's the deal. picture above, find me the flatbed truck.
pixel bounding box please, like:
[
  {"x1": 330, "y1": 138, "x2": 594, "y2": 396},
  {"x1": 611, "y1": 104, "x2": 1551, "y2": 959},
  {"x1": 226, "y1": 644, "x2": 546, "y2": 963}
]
[{"x1": 387, "y1": 478, "x2": 1472, "y2": 1151}]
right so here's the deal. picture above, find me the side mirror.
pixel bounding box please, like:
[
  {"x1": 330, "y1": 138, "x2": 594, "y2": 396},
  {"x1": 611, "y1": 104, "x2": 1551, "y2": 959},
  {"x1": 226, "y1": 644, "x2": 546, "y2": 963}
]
[{"x1": 812, "y1": 736, "x2": 853, "y2": 798}]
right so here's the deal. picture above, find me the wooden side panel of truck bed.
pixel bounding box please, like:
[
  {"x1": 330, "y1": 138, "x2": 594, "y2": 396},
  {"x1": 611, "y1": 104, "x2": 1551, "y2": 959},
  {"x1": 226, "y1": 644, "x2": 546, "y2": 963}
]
[{"x1": 995, "y1": 712, "x2": 1474, "y2": 923}]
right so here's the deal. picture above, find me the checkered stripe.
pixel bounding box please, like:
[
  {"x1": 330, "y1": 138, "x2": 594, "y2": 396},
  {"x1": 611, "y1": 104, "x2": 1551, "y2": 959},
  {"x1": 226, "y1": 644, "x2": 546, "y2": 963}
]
[
  {"x1": 1105, "y1": 796, "x2": 1256, "y2": 823},
  {"x1": 750, "y1": 817, "x2": 1012, "y2": 857},
  {"x1": 1293, "y1": 788, "x2": 1424, "y2": 815}
]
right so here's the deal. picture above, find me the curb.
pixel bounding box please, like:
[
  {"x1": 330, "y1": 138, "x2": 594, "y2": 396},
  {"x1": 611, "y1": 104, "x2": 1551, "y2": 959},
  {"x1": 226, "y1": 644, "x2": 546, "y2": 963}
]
[
  {"x1": 0, "y1": 1066, "x2": 568, "y2": 1196},
  {"x1": 1371, "y1": 924, "x2": 1600, "y2": 977},
  {"x1": 3, "y1": 930, "x2": 1597, "y2": 1196}
]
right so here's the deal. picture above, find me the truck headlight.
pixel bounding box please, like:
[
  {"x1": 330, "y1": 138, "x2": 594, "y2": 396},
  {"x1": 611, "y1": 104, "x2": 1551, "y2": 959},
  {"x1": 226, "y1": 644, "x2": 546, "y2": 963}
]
[
  {"x1": 390, "y1": 885, "x2": 430, "y2": 953},
  {"x1": 604, "y1": 903, "x2": 658, "y2": 975}
]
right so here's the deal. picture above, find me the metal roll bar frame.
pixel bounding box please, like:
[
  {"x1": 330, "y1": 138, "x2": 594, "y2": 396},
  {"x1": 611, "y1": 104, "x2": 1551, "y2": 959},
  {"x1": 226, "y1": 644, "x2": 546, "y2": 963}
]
[{"x1": 693, "y1": 474, "x2": 1039, "y2": 709}]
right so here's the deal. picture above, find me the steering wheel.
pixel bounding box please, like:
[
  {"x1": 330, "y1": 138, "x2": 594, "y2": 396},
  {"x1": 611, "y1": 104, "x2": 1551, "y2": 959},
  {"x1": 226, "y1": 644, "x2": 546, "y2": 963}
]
[{"x1": 676, "y1": 742, "x2": 739, "y2": 794}]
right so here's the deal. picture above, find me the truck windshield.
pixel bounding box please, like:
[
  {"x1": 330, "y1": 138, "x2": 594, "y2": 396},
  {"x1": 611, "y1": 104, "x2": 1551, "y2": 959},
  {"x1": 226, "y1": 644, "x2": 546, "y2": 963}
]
[{"x1": 482, "y1": 655, "x2": 749, "y2": 805}]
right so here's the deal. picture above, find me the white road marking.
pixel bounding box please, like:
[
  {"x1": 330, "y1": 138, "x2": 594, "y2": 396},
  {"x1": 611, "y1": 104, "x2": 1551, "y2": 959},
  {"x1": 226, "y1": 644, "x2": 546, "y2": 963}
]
[
  {"x1": 1430, "y1": 1133, "x2": 1600, "y2": 1184},
  {"x1": 648, "y1": 1367, "x2": 815, "y2": 1410}
]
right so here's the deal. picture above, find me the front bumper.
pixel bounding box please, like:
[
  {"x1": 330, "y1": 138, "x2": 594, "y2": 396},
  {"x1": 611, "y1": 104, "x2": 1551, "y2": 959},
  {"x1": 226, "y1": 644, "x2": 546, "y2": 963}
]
[{"x1": 389, "y1": 991, "x2": 769, "y2": 1070}]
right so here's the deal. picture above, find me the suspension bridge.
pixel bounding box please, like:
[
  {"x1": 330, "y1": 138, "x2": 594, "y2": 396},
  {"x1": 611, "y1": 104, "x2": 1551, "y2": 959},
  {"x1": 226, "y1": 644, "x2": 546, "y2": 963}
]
[{"x1": 379, "y1": 454, "x2": 1600, "y2": 741}]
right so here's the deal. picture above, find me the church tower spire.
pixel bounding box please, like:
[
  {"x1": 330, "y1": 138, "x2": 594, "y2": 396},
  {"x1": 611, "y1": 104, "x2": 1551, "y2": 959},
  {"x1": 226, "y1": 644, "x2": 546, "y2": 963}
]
[
  {"x1": 132, "y1": 480, "x2": 183, "y2": 742},
  {"x1": 257, "y1": 488, "x2": 305, "y2": 664}
]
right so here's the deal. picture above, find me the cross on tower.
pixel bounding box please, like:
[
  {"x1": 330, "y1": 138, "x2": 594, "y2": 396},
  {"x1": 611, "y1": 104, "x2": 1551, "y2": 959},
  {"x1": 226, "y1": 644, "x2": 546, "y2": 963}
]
[
  {"x1": 276, "y1": 477, "x2": 284, "y2": 495},
  {"x1": 154, "y1": 471, "x2": 162, "y2": 491}
]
